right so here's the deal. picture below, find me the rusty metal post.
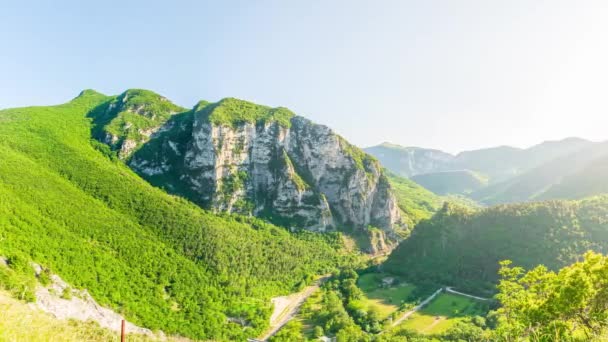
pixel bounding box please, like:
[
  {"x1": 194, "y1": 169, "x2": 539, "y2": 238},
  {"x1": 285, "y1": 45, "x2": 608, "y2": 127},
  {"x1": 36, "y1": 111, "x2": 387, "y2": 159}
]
[{"x1": 121, "y1": 319, "x2": 126, "y2": 342}]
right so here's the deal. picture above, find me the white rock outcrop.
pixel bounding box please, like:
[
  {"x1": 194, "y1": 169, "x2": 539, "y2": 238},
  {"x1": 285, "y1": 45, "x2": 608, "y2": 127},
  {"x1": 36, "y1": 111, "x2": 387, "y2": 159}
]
[
  {"x1": 31, "y1": 264, "x2": 154, "y2": 336},
  {"x1": 130, "y1": 100, "x2": 404, "y2": 244}
]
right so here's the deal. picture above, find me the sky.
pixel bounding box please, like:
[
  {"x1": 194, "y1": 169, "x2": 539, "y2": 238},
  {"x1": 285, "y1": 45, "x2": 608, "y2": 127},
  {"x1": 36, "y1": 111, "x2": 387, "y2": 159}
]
[{"x1": 1, "y1": 1, "x2": 608, "y2": 153}]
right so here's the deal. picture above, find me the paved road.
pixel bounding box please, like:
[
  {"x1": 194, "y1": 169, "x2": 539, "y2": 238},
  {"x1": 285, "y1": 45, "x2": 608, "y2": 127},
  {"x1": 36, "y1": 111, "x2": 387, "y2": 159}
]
[{"x1": 257, "y1": 275, "x2": 330, "y2": 341}]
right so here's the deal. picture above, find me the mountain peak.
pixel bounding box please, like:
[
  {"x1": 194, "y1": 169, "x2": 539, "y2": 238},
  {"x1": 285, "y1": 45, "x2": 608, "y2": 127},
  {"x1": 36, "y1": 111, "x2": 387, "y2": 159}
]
[
  {"x1": 200, "y1": 97, "x2": 295, "y2": 128},
  {"x1": 95, "y1": 89, "x2": 186, "y2": 158},
  {"x1": 73, "y1": 89, "x2": 106, "y2": 101}
]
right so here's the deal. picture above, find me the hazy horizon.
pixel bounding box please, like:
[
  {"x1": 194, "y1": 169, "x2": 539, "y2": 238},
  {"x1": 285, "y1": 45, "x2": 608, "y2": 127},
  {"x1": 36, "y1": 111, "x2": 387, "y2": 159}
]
[{"x1": 2, "y1": 1, "x2": 608, "y2": 153}]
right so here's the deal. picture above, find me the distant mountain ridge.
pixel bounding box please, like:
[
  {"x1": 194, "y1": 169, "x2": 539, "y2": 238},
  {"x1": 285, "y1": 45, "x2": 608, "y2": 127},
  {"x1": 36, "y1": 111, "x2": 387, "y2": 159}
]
[
  {"x1": 363, "y1": 143, "x2": 453, "y2": 178},
  {"x1": 411, "y1": 170, "x2": 488, "y2": 195},
  {"x1": 471, "y1": 141, "x2": 608, "y2": 204},
  {"x1": 365, "y1": 138, "x2": 602, "y2": 203}
]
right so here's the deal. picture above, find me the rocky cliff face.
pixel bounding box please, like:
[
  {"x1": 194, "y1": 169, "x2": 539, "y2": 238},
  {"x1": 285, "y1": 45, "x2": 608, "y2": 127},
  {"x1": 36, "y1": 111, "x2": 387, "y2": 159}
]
[
  {"x1": 93, "y1": 89, "x2": 185, "y2": 159},
  {"x1": 128, "y1": 97, "x2": 404, "y2": 240}
]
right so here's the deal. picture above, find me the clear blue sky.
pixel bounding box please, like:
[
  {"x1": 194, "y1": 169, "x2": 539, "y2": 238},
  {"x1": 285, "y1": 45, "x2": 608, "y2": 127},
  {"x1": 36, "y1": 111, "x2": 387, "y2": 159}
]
[{"x1": 2, "y1": 1, "x2": 608, "y2": 153}]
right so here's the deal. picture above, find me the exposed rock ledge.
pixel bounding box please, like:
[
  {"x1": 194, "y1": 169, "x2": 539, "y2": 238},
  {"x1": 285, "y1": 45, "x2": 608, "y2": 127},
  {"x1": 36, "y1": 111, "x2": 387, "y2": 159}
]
[{"x1": 30, "y1": 263, "x2": 158, "y2": 338}]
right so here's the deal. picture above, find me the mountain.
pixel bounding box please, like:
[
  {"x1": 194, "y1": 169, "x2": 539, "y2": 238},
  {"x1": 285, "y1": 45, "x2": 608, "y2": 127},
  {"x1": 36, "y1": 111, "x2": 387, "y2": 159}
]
[
  {"x1": 451, "y1": 138, "x2": 592, "y2": 182},
  {"x1": 540, "y1": 154, "x2": 608, "y2": 200},
  {"x1": 410, "y1": 170, "x2": 488, "y2": 195},
  {"x1": 95, "y1": 92, "x2": 405, "y2": 243},
  {"x1": 365, "y1": 138, "x2": 594, "y2": 199},
  {"x1": 472, "y1": 141, "x2": 608, "y2": 204},
  {"x1": 450, "y1": 145, "x2": 524, "y2": 182},
  {"x1": 383, "y1": 196, "x2": 608, "y2": 293},
  {"x1": 385, "y1": 171, "x2": 480, "y2": 228},
  {"x1": 0, "y1": 90, "x2": 348, "y2": 340},
  {"x1": 91, "y1": 89, "x2": 186, "y2": 159},
  {"x1": 363, "y1": 143, "x2": 453, "y2": 177}
]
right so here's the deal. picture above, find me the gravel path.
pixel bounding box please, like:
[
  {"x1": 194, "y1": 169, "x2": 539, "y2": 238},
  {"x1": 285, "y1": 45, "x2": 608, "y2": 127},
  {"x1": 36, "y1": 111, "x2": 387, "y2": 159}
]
[
  {"x1": 445, "y1": 287, "x2": 489, "y2": 301},
  {"x1": 257, "y1": 275, "x2": 330, "y2": 341}
]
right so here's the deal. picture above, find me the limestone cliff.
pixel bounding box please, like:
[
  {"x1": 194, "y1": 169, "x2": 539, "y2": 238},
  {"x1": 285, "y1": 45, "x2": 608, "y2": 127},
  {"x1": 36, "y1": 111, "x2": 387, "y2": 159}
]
[
  {"x1": 129, "y1": 97, "x2": 404, "y2": 243},
  {"x1": 92, "y1": 89, "x2": 185, "y2": 159}
]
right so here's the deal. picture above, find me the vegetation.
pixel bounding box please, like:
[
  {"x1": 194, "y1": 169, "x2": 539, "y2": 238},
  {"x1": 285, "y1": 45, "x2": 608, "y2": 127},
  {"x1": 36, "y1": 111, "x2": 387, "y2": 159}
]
[
  {"x1": 269, "y1": 320, "x2": 306, "y2": 341},
  {"x1": 0, "y1": 90, "x2": 344, "y2": 340},
  {"x1": 471, "y1": 141, "x2": 608, "y2": 205},
  {"x1": 199, "y1": 97, "x2": 295, "y2": 128},
  {"x1": 491, "y1": 251, "x2": 608, "y2": 341},
  {"x1": 540, "y1": 153, "x2": 608, "y2": 201},
  {"x1": 363, "y1": 143, "x2": 454, "y2": 178},
  {"x1": 292, "y1": 268, "x2": 491, "y2": 341},
  {"x1": 357, "y1": 273, "x2": 416, "y2": 319},
  {"x1": 399, "y1": 293, "x2": 489, "y2": 335},
  {"x1": 384, "y1": 197, "x2": 608, "y2": 294},
  {"x1": 91, "y1": 89, "x2": 186, "y2": 158},
  {"x1": 0, "y1": 255, "x2": 37, "y2": 302},
  {"x1": 386, "y1": 171, "x2": 479, "y2": 229},
  {"x1": 0, "y1": 290, "x2": 149, "y2": 342},
  {"x1": 338, "y1": 135, "x2": 380, "y2": 175},
  {"x1": 385, "y1": 171, "x2": 443, "y2": 227},
  {"x1": 411, "y1": 170, "x2": 488, "y2": 195}
]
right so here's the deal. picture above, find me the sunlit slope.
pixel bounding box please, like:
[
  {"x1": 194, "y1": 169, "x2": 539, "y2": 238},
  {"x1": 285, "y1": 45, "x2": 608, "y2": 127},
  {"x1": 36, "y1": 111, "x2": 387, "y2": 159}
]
[
  {"x1": 411, "y1": 170, "x2": 488, "y2": 195},
  {"x1": 471, "y1": 142, "x2": 608, "y2": 204},
  {"x1": 0, "y1": 91, "x2": 340, "y2": 340}
]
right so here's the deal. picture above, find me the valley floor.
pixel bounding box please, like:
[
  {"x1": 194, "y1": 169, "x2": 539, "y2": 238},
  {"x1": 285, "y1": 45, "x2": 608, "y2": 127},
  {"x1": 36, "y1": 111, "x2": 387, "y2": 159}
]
[{"x1": 282, "y1": 272, "x2": 491, "y2": 340}]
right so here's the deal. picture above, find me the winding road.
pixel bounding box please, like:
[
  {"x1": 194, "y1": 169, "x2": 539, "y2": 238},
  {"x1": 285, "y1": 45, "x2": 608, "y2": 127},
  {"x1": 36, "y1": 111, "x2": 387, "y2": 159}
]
[
  {"x1": 384, "y1": 286, "x2": 490, "y2": 332},
  {"x1": 389, "y1": 287, "x2": 444, "y2": 328},
  {"x1": 254, "y1": 279, "x2": 491, "y2": 340},
  {"x1": 256, "y1": 275, "x2": 330, "y2": 341}
]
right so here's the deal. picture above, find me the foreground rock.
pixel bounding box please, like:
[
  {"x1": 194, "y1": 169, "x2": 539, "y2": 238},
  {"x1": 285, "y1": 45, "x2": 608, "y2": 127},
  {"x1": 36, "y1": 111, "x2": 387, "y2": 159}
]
[{"x1": 31, "y1": 263, "x2": 155, "y2": 337}]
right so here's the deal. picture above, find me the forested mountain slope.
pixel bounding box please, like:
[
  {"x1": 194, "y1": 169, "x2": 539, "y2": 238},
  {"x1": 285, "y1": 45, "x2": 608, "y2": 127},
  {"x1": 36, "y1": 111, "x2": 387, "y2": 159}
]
[
  {"x1": 386, "y1": 171, "x2": 479, "y2": 228},
  {"x1": 540, "y1": 154, "x2": 608, "y2": 200},
  {"x1": 0, "y1": 90, "x2": 344, "y2": 340},
  {"x1": 126, "y1": 95, "x2": 403, "y2": 240},
  {"x1": 383, "y1": 196, "x2": 608, "y2": 293},
  {"x1": 410, "y1": 170, "x2": 488, "y2": 195}
]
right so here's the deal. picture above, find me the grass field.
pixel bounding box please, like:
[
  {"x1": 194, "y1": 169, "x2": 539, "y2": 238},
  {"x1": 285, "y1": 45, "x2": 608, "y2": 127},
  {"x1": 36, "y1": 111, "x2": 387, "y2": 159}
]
[
  {"x1": 357, "y1": 273, "x2": 417, "y2": 319},
  {"x1": 399, "y1": 293, "x2": 489, "y2": 334},
  {"x1": 0, "y1": 290, "x2": 164, "y2": 342}
]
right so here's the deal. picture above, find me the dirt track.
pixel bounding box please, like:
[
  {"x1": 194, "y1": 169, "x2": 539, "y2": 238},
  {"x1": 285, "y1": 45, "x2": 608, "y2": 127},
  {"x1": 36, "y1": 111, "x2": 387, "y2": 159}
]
[{"x1": 257, "y1": 275, "x2": 330, "y2": 341}]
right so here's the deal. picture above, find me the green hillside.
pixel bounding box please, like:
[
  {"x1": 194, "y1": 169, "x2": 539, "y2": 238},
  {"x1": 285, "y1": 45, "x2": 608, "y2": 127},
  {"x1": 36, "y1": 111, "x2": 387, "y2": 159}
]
[
  {"x1": 0, "y1": 90, "x2": 343, "y2": 340},
  {"x1": 411, "y1": 170, "x2": 488, "y2": 195},
  {"x1": 539, "y1": 154, "x2": 608, "y2": 200},
  {"x1": 386, "y1": 171, "x2": 479, "y2": 229},
  {"x1": 385, "y1": 171, "x2": 442, "y2": 227},
  {"x1": 383, "y1": 197, "x2": 608, "y2": 293}
]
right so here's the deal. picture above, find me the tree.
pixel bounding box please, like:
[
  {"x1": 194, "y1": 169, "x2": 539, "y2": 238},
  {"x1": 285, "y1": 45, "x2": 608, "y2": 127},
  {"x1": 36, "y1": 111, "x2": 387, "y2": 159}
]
[{"x1": 492, "y1": 251, "x2": 608, "y2": 341}]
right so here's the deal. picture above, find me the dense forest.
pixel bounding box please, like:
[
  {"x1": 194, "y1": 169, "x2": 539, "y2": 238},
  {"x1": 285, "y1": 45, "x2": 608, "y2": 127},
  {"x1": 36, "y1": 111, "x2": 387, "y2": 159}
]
[
  {"x1": 383, "y1": 197, "x2": 608, "y2": 294},
  {"x1": 0, "y1": 91, "x2": 349, "y2": 340},
  {"x1": 4, "y1": 89, "x2": 608, "y2": 342}
]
